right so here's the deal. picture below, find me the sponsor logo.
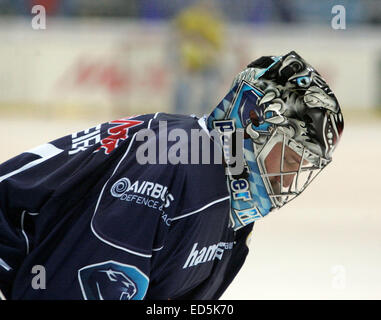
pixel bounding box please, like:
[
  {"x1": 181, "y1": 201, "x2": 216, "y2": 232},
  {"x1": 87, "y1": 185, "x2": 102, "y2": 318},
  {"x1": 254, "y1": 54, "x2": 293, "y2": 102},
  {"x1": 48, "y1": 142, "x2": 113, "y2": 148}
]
[
  {"x1": 69, "y1": 124, "x2": 102, "y2": 155},
  {"x1": 110, "y1": 177, "x2": 174, "y2": 226},
  {"x1": 97, "y1": 118, "x2": 143, "y2": 155},
  {"x1": 78, "y1": 261, "x2": 149, "y2": 300},
  {"x1": 68, "y1": 117, "x2": 143, "y2": 156},
  {"x1": 213, "y1": 120, "x2": 245, "y2": 176},
  {"x1": 183, "y1": 241, "x2": 234, "y2": 269},
  {"x1": 233, "y1": 206, "x2": 261, "y2": 225}
]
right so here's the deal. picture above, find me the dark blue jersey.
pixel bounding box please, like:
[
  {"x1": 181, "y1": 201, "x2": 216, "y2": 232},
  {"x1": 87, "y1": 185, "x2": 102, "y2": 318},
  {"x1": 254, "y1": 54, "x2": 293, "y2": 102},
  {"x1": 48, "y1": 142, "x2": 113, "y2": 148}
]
[{"x1": 0, "y1": 113, "x2": 254, "y2": 300}]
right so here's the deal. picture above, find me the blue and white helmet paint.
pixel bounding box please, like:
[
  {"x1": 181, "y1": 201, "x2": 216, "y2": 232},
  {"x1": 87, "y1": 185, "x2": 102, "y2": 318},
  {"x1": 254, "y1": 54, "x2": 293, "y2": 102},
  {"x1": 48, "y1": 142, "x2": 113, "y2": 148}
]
[{"x1": 207, "y1": 51, "x2": 344, "y2": 230}]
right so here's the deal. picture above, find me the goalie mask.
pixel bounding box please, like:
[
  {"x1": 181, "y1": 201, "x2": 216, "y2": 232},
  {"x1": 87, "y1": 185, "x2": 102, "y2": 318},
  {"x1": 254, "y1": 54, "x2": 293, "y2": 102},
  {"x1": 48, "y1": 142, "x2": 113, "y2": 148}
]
[{"x1": 207, "y1": 51, "x2": 344, "y2": 230}]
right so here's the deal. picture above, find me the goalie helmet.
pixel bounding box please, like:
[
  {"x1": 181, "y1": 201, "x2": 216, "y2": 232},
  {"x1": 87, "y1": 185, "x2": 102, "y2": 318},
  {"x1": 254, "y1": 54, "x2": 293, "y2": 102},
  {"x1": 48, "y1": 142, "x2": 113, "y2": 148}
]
[{"x1": 207, "y1": 51, "x2": 344, "y2": 230}]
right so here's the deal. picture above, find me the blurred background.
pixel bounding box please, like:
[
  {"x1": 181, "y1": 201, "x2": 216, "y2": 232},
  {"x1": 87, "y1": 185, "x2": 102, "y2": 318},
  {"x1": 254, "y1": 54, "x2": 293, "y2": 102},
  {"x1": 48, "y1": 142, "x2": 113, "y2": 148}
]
[{"x1": 0, "y1": 0, "x2": 380, "y2": 300}]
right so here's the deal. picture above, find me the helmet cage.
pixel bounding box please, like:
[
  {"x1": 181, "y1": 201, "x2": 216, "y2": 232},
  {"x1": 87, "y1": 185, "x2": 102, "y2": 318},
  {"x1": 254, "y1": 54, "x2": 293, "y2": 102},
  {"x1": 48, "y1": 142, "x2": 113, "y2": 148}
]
[{"x1": 256, "y1": 126, "x2": 330, "y2": 209}]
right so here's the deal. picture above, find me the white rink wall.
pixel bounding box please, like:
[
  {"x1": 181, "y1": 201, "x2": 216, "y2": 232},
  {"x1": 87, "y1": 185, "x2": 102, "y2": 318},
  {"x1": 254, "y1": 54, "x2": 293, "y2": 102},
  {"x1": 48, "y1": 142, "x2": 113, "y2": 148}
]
[{"x1": 0, "y1": 19, "x2": 380, "y2": 118}]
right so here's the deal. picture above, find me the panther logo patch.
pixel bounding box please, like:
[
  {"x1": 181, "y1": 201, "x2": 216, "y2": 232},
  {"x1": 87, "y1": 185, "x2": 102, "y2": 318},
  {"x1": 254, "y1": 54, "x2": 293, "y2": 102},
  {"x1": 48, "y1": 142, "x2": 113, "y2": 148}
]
[{"x1": 78, "y1": 261, "x2": 149, "y2": 300}]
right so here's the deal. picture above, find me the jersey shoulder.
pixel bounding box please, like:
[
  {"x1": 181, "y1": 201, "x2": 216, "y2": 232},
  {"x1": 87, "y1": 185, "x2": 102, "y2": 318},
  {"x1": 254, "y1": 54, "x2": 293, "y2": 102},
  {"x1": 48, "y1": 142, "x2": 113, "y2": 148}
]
[{"x1": 150, "y1": 113, "x2": 229, "y2": 217}]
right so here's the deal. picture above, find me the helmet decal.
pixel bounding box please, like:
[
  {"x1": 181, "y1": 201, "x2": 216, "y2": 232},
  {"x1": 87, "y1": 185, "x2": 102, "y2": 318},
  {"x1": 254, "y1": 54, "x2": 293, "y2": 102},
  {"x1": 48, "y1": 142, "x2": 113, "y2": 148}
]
[{"x1": 207, "y1": 51, "x2": 344, "y2": 230}]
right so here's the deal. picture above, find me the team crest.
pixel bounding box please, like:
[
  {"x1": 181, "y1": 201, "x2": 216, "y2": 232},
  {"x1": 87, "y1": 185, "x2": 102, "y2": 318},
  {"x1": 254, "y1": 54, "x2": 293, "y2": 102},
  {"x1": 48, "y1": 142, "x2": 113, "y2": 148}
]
[{"x1": 78, "y1": 261, "x2": 149, "y2": 300}]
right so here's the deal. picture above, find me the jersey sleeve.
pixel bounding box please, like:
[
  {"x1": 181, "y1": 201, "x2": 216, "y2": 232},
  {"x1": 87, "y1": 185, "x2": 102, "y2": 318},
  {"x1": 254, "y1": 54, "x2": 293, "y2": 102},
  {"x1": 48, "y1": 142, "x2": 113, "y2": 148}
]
[
  {"x1": 0, "y1": 115, "x2": 153, "y2": 298},
  {"x1": 0, "y1": 141, "x2": 71, "y2": 297}
]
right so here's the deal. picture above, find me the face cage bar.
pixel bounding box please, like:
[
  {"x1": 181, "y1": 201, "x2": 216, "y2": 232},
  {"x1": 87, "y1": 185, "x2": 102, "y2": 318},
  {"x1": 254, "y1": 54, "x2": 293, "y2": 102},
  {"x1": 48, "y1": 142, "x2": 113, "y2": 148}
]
[{"x1": 256, "y1": 128, "x2": 331, "y2": 210}]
